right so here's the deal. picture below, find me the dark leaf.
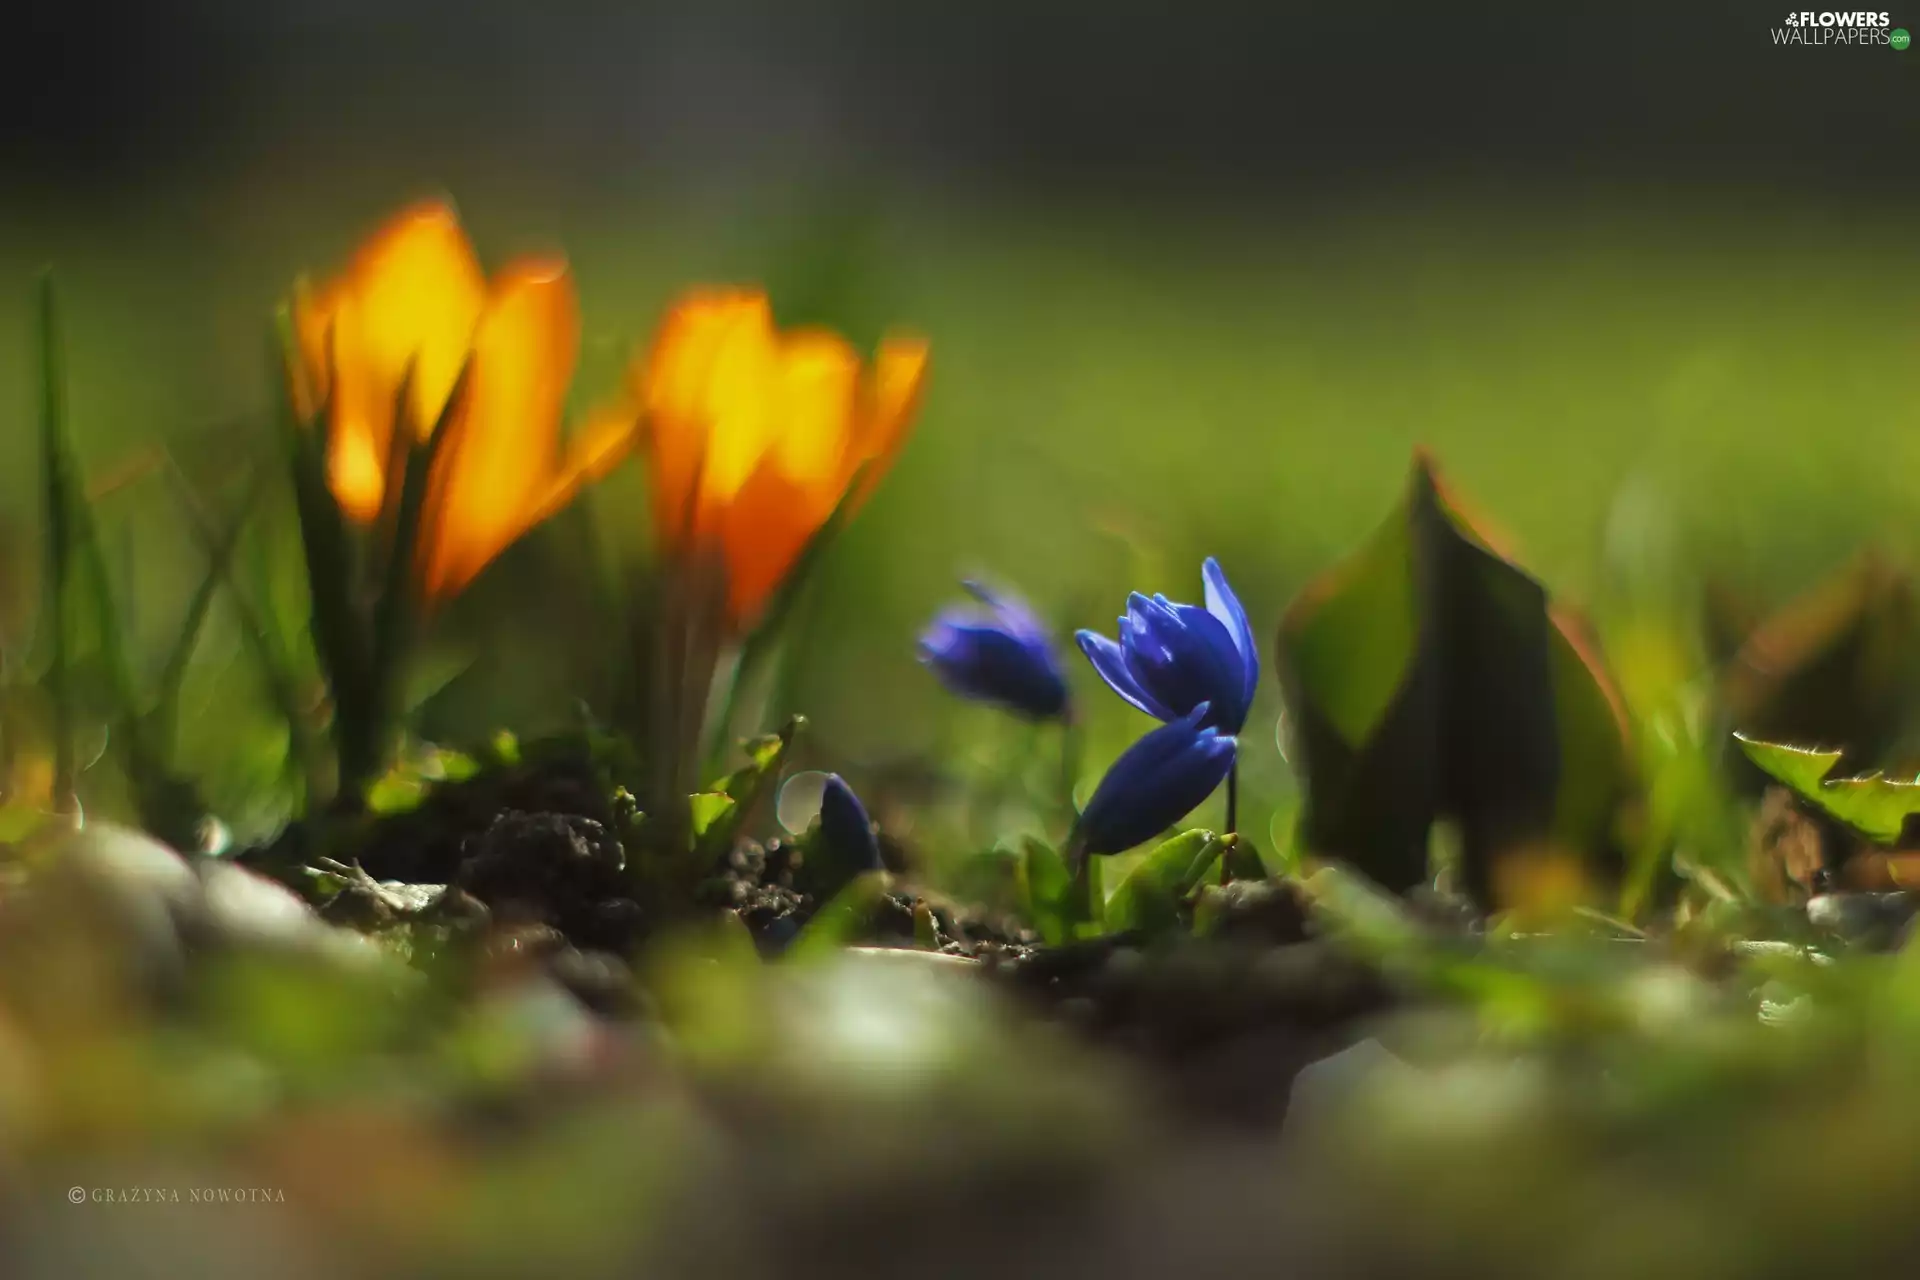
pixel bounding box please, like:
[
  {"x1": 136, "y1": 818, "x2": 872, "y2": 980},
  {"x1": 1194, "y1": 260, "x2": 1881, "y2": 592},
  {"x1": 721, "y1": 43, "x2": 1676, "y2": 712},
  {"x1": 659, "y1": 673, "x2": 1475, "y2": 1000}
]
[{"x1": 1276, "y1": 452, "x2": 1631, "y2": 903}]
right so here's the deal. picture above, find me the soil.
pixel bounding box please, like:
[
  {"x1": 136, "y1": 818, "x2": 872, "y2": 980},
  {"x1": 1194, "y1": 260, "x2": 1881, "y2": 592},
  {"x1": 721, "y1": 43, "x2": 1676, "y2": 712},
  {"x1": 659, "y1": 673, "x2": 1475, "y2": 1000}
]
[
  {"x1": 983, "y1": 879, "x2": 1398, "y2": 1126},
  {"x1": 238, "y1": 751, "x2": 1401, "y2": 1129}
]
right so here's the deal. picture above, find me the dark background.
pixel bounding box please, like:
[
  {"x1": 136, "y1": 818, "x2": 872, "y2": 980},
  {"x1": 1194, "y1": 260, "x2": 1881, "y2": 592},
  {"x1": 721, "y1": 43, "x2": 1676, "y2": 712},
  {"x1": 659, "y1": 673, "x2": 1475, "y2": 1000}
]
[{"x1": 4, "y1": 2, "x2": 1913, "y2": 201}]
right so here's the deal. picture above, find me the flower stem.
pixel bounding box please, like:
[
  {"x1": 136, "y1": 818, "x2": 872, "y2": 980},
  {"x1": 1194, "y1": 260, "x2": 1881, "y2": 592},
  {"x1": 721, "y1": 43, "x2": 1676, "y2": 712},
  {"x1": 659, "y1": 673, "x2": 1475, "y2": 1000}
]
[
  {"x1": 1223, "y1": 757, "x2": 1240, "y2": 884},
  {"x1": 1058, "y1": 713, "x2": 1083, "y2": 828}
]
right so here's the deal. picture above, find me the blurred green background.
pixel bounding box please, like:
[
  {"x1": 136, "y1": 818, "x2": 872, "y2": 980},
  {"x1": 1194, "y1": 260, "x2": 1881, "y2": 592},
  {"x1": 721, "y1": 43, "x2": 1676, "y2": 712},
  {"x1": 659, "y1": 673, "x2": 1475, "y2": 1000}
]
[{"x1": 1, "y1": 1, "x2": 1916, "y2": 852}]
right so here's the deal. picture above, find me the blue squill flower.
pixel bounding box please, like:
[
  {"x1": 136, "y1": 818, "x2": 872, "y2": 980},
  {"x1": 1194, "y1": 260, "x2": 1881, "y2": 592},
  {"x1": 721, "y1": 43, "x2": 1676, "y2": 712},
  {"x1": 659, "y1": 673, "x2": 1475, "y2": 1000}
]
[
  {"x1": 1076, "y1": 557, "x2": 1258, "y2": 734},
  {"x1": 919, "y1": 581, "x2": 1072, "y2": 721},
  {"x1": 818, "y1": 774, "x2": 884, "y2": 877},
  {"x1": 1070, "y1": 704, "x2": 1237, "y2": 859}
]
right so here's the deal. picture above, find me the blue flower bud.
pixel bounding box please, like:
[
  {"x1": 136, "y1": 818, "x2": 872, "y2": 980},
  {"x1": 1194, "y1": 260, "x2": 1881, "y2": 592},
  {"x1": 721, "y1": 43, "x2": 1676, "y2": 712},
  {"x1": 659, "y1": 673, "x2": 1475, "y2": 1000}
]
[
  {"x1": 1071, "y1": 704, "x2": 1237, "y2": 859},
  {"x1": 818, "y1": 773, "x2": 884, "y2": 878},
  {"x1": 919, "y1": 580, "x2": 1072, "y2": 720},
  {"x1": 1076, "y1": 557, "x2": 1258, "y2": 734}
]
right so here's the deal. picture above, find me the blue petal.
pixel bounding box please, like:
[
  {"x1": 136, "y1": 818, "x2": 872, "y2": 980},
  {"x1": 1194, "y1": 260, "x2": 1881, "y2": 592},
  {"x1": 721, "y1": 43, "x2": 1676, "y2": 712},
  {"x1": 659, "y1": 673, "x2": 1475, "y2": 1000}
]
[
  {"x1": 1077, "y1": 629, "x2": 1175, "y2": 721},
  {"x1": 1073, "y1": 706, "x2": 1236, "y2": 856},
  {"x1": 1202, "y1": 557, "x2": 1260, "y2": 707},
  {"x1": 1171, "y1": 602, "x2": 1251, "y2": 731},
  {"x1": 963, "y1": 578, "x2": 1056, "y2": 648},
  {"x1": 818, "y1": 774, "x2": 883, "y2": 877},
  {"x1": 1114, "y1": 597, "x2": 1248, "y2": 733},
  {"x1": 923, "y1": 619, "x2": 1068, "y2": 719}
]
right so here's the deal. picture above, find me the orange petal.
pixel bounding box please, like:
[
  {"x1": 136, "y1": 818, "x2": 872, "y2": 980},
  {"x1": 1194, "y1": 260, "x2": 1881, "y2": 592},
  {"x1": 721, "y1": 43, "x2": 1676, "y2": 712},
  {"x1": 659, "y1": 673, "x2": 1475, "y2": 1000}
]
[
  {"x1": 719, "y1": 465, "x2": 828, "y2": 628},
  {"x1": 764, "y1": 327, "x2": 861, "y2": 491},
  {"x1": 320, "y1": 201, "x2": 487, "y2": 523},
  {"x1": 848, "y1": 334, "x2": 929, "y2": 509},
  {"x1": 526, "y1": 395, "x2": 642, "y2": 528},
  {"x1": 687, "y1": 298, "x2": 782, "y2": 515},
  {"x1": 639, "y1": 290, "x2": 771, "y2": 547},
  {"x1": 419, "y1": 256, "x2": 579, "y2": 600}
]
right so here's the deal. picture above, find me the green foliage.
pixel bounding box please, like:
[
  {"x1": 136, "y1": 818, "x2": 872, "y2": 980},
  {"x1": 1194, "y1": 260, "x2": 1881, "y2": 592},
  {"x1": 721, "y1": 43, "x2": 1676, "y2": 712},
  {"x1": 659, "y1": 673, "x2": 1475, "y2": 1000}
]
[
  {"x1": 695, "y1": 715, "x2": 803, "y2": 862},
  {"x1": 1103, "y1": 829, "x2": 1227, "y2": 936},
  {"x1": 1736, "y1": 733, "x2": 1920, "y2": 844},
  {"x1": 1018, "y1": 835, "x2": 1100, "y2": 944},
  {"x1": 1018, "y1": 829, "x2": 1230, "y2": 942},
  {"x1": 363, "y1": 744, "x2": 483, "y2": 817},
  {"x1": 275, "y1": 316, "x2": 465, "y2": 807},
  {"x1": 787, "y1": 870, "x2": 894, "y2": 961},
  {"x1": 33, "y1": 276, "x2": 224, "y2": 847},
  {"x1": 1720, "y1": 554, "x2": 1919, "y2": 777},
  {"x1": 1276, "y1": 453, "x2": 1632, "y2": 903}
]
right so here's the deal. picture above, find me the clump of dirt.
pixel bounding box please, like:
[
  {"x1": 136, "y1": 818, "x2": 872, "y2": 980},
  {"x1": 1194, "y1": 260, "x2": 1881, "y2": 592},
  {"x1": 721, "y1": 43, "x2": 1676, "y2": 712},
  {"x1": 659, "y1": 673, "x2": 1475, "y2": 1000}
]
[
  {"x1": 240, "y1": 741, "x2": 620, "y2": 889},
  {"x1": 695, "y1": 836, "x2": 1039, "y2": 957},
  {"x1": 243, "y1": 748, "x2": 1390, "y2": 1123},
  {"x1": 456, "y1": 810, "x2": 645, "y2": 954},
  {"x1": 985, "y1": 879, "x2": 1396, "y2": 1127}
]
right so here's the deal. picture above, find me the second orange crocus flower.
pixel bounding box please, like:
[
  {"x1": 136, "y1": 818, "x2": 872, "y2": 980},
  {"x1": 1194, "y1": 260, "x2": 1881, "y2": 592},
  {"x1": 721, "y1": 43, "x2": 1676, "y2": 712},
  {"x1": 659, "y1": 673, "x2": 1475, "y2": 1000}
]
[
  {"x1": 291, "y1": 200, "x2": 629, "y2": 600},
  {"x1": 635, "y1": 289, "x2": 929, "y2": 629}
]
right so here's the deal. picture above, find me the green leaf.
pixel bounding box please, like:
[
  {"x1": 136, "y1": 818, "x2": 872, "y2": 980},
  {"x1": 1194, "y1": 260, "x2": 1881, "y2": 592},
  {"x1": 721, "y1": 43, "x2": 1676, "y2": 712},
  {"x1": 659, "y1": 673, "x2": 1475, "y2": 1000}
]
[
  {"x1": 1301, "y1": 863, "x2": 1430, "y2": 959},
  {"x1": 357, "y1": 366, "x2": 464, "y2": 796},
  {"x1": 1018, "y1": 836, "x2": 1104, "y2": 944},
  {"x1": 170, "y1": 464, "x2": 325, "y2": 805},
  {"x1": 274, "y1": 311, "x2": 366, "y2": 780},
  {"x1": 36, "y1": 274, "x2": 77, "y2": 812},
  {"x1": 787, "y1": 870, "x2": 892, "y2": 961},
  {"x1": 36, "y1": 275, "x2": 209, "y2": 844},
  {"x1": 1019, "y1": 836, "x2": 1075, "y2": 945},
  {"x1": 694, "y1": 715, "x2": 802, "y2": 859},
  {"x1": 1276, "y1": 452, "x2": 1630, "y2": 903},
  {"x1": 363, "y1": 745, "x2": 481, "y2": 817},
  {"x1": 1103, "y1": 829, "x2": 1226, "y2": 937},
  {"x1": 402, "y1": 644, "x2": 477, "y2": 715},
  {"x1": 1721, "y1": 552, "x2": 1919, "y2": 777},
  {"x1": 1736, "y1": 735, "x2": 1846, "y2": 799},
  {"x1": 1736, "y1": 733, "x2": 1920, "y2": 844},
  {"x1": 0, "y1": 802, "x2": 49, "y2": 847},
  {"x1": 688, "y1": 792, "x2": 736, "y2": 843}
]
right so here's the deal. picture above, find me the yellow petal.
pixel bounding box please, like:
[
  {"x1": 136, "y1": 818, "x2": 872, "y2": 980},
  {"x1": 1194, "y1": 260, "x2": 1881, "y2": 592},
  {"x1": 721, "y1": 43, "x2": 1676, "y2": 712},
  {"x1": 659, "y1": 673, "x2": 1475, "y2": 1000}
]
[
  {"x1": 419, "y1": 256, "x2": 579, "y2": 600},
  {"x1": 689, "y1": 298, "x2": 782, "y2": 512},
  {"x1": 640, "y1": 290, "x2": 770, "y2": 547},
  {"x1": 319, "y1": 200, "x2": 487, "y2": 523},
  {"x1": 847, "y1": 334, "x2": 929, "y2": 509},
  {"x1": 634, "y1": 290, "x2": 928, "y2": 630},
  {"x1": 764, "y1": 327, "x2": 861, "y2": 489}
]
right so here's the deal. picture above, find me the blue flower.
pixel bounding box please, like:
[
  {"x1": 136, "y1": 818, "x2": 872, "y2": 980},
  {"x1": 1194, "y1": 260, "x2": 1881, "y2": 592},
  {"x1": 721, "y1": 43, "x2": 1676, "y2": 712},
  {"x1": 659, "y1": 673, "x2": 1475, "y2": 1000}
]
[
  {"x1": 1076, "y1": 557, "x2": 1258, "y2": 734},
  {"x1": 1070, "y1": 704, "x2": 1237, "y2": 859},
  {"x1": 818, "y1": 773, "x2": 884, "y2": 877},
  {"x1": 919, "y1": 580, "x2": 1072, "y2": 721}
]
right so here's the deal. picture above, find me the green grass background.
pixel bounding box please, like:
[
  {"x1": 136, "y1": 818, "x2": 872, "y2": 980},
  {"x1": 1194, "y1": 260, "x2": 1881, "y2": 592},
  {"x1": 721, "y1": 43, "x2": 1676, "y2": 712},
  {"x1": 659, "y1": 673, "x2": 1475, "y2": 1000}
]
[{"x1": 1, "y1": 184, "x2": 1915, "y2": 850}]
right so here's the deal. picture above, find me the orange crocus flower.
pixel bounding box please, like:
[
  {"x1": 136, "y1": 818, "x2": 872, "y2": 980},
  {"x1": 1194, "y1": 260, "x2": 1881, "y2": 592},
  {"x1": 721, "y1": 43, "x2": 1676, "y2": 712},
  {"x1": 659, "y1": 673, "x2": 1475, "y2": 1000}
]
[
  {"x1": 290, "y1": 200, "x2": 631, "y2": 599},
  {"x1": 637, "y1": 289, "x2": 928, "y2": 628}
]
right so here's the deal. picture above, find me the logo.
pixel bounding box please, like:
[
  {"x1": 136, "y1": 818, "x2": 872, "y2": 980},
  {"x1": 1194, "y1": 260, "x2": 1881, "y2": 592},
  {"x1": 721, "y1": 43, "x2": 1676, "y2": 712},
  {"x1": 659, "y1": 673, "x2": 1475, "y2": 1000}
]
[{"x1": 1773, "y1": 11, "x2": 1904, "y2": 44}]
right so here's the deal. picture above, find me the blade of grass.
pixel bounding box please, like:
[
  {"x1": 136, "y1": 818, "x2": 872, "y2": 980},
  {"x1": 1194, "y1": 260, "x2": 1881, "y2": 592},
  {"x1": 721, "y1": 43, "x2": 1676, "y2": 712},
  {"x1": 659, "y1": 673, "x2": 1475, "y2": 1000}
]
[
  {"x1": 354, "y1": 361, "x2": 463, "y2": 800},
  {"x1": 35, "y1": 273, "x2": 76, "y2": 814},
  {"x1": 275, "y1": 310, "x2": 370, "y2": 803},
  {"x1": 169, "y1": 466, "x2": 326, "y2": 805},
  {"x1": 152, "y1": 463, "x2": 267, "y2": 745}
]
